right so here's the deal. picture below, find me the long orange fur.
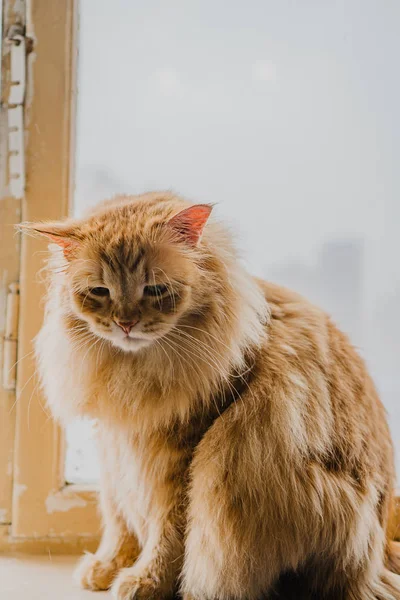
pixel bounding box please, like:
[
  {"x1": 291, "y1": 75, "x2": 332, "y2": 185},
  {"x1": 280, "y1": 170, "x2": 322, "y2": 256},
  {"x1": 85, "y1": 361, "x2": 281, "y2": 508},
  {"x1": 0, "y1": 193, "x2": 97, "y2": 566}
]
[{"x1": 20, "y1": 192, "x2": 400, "y2": 599}]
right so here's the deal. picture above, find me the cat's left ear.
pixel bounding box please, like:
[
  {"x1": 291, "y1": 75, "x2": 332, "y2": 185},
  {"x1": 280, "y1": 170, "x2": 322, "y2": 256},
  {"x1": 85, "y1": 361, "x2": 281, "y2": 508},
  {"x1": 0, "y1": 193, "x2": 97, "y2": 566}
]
[
  {"x1": 167, "y1": 204, "x2": 213, "y2": 246},
  {"x1": 17, "y1": 221, "x2": 81, "y2": 258}
]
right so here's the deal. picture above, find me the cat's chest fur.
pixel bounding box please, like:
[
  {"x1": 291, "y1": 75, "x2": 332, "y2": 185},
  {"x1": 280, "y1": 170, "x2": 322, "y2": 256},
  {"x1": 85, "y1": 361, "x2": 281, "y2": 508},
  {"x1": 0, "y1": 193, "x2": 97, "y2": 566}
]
[
  {"x1": 97, "y1": 424, "x2": 156, "y2": 544},
  {"x1": 96, "y1": 419, "x2": 198, "y2": 546}
]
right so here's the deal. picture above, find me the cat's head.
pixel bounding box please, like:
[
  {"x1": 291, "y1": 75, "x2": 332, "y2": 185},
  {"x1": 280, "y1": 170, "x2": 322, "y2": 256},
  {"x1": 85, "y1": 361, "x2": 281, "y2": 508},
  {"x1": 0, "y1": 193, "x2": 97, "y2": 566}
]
[{"x1": 19, "y1": 195, "x2": 214, "y2": 353}]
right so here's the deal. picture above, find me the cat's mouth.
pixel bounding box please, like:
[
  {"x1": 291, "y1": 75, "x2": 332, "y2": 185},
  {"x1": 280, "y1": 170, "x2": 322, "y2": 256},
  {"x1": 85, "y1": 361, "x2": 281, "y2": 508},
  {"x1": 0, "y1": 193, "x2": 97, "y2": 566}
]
[
  {"x1": 91, "y1": 320, "x2": 171, "y2": 353},
  {"x1": 100, "y1": 320, "x2": 152, "y2": 351},
  {"x1": 89, "y1": 323, "x2": 154, "y2": 353}
]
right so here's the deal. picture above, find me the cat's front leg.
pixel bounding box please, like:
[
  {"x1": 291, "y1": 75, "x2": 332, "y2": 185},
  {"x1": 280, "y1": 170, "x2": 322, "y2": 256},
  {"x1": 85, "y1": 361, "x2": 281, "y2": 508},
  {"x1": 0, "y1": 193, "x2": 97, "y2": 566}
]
[
  {"x1": 111, "y1": 517, "x2": 183, "y2": 600},
  {"x1": 75, "y1": 486, "x2": 140, "y2": 591}
]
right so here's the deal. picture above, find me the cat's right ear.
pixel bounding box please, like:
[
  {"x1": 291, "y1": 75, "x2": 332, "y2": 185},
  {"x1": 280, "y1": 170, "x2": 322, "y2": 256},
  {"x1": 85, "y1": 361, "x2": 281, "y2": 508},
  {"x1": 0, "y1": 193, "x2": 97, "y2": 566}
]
[{"x1": 16, "y1": 221, "x2": 81, "y2": 258}]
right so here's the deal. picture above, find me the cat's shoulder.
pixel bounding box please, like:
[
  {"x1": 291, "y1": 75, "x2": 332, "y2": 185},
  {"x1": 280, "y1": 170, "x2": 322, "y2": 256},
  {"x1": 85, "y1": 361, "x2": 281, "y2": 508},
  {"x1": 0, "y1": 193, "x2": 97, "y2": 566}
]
[
  {"x1": 255, "y1": 278, "x2": 325, "y2": 322},
  {"x1": 254, "y1": 278, "x2": 364, "y2": 372}
]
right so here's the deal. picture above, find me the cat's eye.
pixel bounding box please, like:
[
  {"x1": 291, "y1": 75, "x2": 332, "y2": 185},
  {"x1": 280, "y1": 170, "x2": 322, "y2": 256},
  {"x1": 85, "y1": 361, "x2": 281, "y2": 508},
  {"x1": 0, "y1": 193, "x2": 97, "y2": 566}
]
[
  {"x1": 90, "y1": 287, "x2": 110, "y2": 297},
  {"x1": 144, "y1": 284, "x2": 168, "y2": 296}
]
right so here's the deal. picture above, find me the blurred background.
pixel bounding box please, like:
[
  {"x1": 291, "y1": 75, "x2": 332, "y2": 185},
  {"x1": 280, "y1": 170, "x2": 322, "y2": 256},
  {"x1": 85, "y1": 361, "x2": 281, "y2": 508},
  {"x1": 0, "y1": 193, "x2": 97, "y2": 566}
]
[{"x1": 65, "y1": 0, "x2": 399, "y2": 483}]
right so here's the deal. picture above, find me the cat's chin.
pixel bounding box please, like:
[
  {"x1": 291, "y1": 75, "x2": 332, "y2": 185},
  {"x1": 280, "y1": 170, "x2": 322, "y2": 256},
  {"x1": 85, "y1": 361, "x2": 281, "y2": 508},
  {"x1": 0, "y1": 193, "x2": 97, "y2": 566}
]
[{"x1": 110, "y1": 335, "x2": 153, "y2": 353}]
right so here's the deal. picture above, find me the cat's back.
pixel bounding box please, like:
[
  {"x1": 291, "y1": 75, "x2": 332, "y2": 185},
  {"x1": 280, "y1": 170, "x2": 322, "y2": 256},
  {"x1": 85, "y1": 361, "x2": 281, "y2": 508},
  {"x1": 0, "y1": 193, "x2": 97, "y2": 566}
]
[
  {"x1": 250, "y1": 278, "x2": 392, "y2": 475},
  {"x1": 259, "y1": 277, "x2": 368, "y2": 380},
  {"x1": 258, "y1": 277, "x2": 385, "y2": 414}
]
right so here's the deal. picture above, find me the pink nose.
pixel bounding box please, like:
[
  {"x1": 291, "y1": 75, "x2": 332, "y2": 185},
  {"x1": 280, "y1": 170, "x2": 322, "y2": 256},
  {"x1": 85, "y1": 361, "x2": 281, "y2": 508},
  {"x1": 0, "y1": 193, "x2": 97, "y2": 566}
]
[{"x1": 115, "y1": 319, "x2": 139, "y2": 335}]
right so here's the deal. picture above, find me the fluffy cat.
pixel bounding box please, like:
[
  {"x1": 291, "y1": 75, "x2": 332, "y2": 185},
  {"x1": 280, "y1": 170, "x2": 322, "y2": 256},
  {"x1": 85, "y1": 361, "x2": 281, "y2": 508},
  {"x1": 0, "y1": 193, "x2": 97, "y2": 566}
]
[{"x1": 20, "y1": 192, "x2": 400, "y2": 600}]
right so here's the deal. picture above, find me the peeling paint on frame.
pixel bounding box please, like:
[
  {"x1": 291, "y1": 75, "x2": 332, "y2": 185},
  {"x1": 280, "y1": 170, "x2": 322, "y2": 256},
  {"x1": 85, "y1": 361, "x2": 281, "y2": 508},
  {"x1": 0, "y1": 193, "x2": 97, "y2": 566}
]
[
  {"x1": 13, "y1": 483, "x2": 27, "y2": 499},
  {"x1": 0, "y1": 508, "x2": 9, "y2": 522},
  {"x1": 45, "y1": 491, "x2": 87, "y2": 514}
]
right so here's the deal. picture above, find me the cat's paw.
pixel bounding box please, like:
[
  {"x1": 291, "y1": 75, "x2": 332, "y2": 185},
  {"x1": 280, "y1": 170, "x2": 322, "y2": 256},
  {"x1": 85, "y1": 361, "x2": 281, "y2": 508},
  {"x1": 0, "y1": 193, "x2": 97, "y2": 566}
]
[
  {"x1": 111, "y1": 572, "x2": 162, "y2": 600},
  {"x1": 74, "y1": 552, "x2": 118, "y2": 591}
]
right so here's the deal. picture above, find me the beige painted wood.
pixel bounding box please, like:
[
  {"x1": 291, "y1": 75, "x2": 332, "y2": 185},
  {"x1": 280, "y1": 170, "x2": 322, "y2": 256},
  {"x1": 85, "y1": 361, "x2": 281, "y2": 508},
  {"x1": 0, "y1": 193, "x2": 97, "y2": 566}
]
[
  {"x1": 9, "y1": 0, "x2": 100, "y2": 547},
  {"x1": 0, "y1": 0, "x2": 25, "y2": 527}
]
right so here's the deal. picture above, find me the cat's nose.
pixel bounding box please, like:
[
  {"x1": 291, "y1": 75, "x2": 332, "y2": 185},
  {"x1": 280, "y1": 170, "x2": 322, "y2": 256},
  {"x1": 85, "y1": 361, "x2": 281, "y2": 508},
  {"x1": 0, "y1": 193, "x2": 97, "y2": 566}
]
[{"x1": 115, "y1": 319, "x2": 139, "y2": 335}]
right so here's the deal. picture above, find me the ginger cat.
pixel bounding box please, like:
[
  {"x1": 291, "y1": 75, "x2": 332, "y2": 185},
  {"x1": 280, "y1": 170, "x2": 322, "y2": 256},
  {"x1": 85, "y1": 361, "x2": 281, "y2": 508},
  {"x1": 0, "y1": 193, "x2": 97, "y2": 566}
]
[{"x1": 20, "y1": 192, "x2": 400, "y2": 599}]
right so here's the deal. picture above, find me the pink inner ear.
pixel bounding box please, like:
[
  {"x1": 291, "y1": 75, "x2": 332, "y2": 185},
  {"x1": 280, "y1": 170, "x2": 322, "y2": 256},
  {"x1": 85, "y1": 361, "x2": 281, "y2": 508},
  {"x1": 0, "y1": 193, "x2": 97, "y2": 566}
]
[
  {"x1": 44, "y1": 233, "x2": 79, "y2": 258},
  {"x1": 168, "y1": 204, "x2": 213, "y2": 245}
]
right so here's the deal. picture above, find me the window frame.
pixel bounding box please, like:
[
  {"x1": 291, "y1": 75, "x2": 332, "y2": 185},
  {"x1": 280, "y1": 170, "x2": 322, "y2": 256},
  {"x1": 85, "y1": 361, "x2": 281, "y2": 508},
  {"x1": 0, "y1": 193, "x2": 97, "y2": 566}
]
[
  {"x1": 0, "y1": 0, "x2": 23, "y2": 542},
  {"x1": 0, "y1": 0, "x2": 99, "y2": 552}
]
